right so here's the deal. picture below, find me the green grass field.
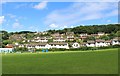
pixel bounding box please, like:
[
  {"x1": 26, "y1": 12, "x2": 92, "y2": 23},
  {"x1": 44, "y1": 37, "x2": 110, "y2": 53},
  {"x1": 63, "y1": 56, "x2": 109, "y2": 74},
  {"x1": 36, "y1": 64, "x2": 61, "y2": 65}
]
[{"x1": 2, "y1": 48, "x2": 118, "y2": 74}]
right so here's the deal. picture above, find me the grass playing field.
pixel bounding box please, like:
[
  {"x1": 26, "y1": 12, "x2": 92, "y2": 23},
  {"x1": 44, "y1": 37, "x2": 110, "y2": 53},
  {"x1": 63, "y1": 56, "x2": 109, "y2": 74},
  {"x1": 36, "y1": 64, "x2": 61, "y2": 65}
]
[{"x1": 2, "y1": 48, "x2": 118, "y2": 74}]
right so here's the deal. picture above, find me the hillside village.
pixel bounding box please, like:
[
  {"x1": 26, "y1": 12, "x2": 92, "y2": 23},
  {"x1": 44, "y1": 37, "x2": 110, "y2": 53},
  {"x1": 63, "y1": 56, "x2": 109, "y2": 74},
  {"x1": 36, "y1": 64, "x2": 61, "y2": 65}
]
[
  {"x1": 0, "y1": 24, "x2": 120, "y2": 52},
  {"x1": 6, "y1": 32, "x2": 120, "y2": 48}
]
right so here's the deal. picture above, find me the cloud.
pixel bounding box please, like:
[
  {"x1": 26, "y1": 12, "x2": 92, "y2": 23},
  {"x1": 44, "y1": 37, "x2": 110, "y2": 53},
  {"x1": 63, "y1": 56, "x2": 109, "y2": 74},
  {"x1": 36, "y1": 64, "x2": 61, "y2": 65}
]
[
  {"x1": 49, "y1": 23, "x2": 58, "y2": 28},
  {"x1": 12, "y1": 22, "x2": 23, "y2": 29},
  {"x1": 15, "y1": 3, "x2": 28, "y2": 9},
  {"x1": 0, "y1": 16, "x2": 5, "y2": 25},
  {"x1": 44, "y1": 2, "x2": 118, "y2": 27},
  {"x1": 27, "y1": 26, "x2": 39, "y2": 31},
  {"x1": 6, "y1": 14, "x2": 27, "y2": 23},
  {"x1": 107, "y1": 20, "x2": 111, "y2": 23},
  {"x1": 33, "y1": 1, "x2": 48, "y2": 10},
  {"x1": 7, "y1": 14, "x2": 16, "y2": 18},
  {"x1": 63, "y1": 25, "x2": 68, "y2": 28},
  {"x1": 0, "y1": 0, "x2": 119, "y2": 2},
  {"x1": 14, "y1": 3, "x2": 34, "y2": 9}
]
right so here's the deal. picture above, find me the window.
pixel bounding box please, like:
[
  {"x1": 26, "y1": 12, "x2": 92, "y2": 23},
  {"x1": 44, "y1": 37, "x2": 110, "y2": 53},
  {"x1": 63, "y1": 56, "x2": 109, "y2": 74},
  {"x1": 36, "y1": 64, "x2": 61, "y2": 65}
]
[{"x1": 88, "y1": 43, "x2": 91, "y2": 45}]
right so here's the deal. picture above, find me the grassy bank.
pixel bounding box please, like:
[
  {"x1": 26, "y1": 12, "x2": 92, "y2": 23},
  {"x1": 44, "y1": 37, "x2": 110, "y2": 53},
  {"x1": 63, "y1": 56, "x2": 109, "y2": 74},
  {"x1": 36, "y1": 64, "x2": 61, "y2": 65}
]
[{"x1": 2, "y1": 48, "x2": 118, "y2": 74}]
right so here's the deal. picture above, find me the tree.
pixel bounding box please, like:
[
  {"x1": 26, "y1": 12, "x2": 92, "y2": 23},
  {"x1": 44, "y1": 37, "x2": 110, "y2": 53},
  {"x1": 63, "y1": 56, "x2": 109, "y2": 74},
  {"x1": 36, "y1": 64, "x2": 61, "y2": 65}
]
[
  {"x1": 46, "y1": 24, "x2": 120, "y2": 35},
  {"x1": 3, "y1": 40, "x2": 12, "y2": 45},
  {"x1": 115, "y1": 31, "x2": 120, "y2": 37},
  {"x1": 14, "y1": 47, "x2": 28, "y2": 52},
  {"x1": 48, "y1": 39, "x2": 53, "y2": 43},
  {"x1": 108, "y1": 32, "x2": 116, "y2": 39},
  {"x1": 87, "y1": 36, "x2": 95, "y2": 40},
  {"x1": 0, "y1": 30, "x2": 9, "y2": 40},
  {"x1": 99, "y1": 35, "x2": 110, "y2": 40}
]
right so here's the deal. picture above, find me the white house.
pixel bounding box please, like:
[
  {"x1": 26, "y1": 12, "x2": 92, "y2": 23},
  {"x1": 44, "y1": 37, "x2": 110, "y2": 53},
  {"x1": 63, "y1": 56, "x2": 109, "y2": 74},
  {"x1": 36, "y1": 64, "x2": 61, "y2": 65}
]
[
  {"x1": 112, "y1": 37, "x2": 120, "y2": 45},
  {"x1": 86, "y1": 40, "x2": 111, "y2": 47},
  {"x1": 98, "y1": 32, "x2": 105, "y2": 36},
  {"x1": 53, "y1": 38, "x2": 66, "y2": 42},
  {"x1": 26, "y1": 43, "x2": 50, "y2": 49},
  {"x1": 67, "y1": 35, "x2": 74, "y2": 41},
  {"x1": 80, "y1": 42, "x2": 87, "y2": 47},
  {"x1": 49, "y1": 42, "x2": 69, "y2": 49},
  {"x1": 35, "y1": 43, "x2": 50, "y2": 49},
  {"x1": 32, "y1": 37, "x2": 48, "y2": 42},
  {"x1": 80, "y1": 33, "x2": 88, "y2": 37},
  {"x1": 95, "y1": 40, "x2": 106, "y2": 47},
  {"x1": 72, "y1": 42, "x2": 80, "y2": 48},
  {"x1": 0, "y1": 48, "x2": 14, "y2": 53},
  {"x1": 86, "y1": 41, "x2": 95, "y2": 47},
  {"x1": 18, "y1": 44, "x2": 25, "y2": 48},
  {"x1": 105, "y1": 40, "x2": 112, "y2": 46}
]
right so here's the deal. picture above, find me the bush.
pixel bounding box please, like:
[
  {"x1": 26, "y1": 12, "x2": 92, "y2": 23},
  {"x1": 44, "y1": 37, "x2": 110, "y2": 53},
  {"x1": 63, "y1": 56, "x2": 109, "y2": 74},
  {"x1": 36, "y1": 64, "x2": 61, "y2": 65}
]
[
  {"x1": 49, "y1": 48, "x2": 66, "y2": 52},
  {"x1": 112, "y1": 45, "x2": 120, "y2": 48},
  {"x1": 14, "y1": 47, "x2": 28, "y2": 52},
  {"x1": 35, "y1": 49, "x2": 43, "y2": 52},
  {"x1": 14, "y1": 45, "x2": 120, "y2": 52}
]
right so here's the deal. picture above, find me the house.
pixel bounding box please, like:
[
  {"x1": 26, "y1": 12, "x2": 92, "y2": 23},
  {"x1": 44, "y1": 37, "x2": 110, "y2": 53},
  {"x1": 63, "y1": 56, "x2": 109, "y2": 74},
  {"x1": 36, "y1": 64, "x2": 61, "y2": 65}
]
[
  {"x1": 53, "y1": 37, "x2": 66, "y2": 42},
  {"x1": 79, "y1": 36, "x2": 87, "y2": 40},
  {"x1": 51, "y1": 33, "x2": 61, "y2": 37},
  {"x1": 18, "y1": 44, "x2": 25, "y2": 48},
  {"x1": 79, "y1": 33, "x2": 88, "y2": 40},
  {"x1": 0, "y1": 48, "x2": 14, "y2": 53},
  {"x1": 67, "y1": 34, "x2": 74, "y2": 41},
  {"x1": 0, "y1": 45, "x2": 14, "y2": 53},
  {"x1": 98, "y1": 32, "x2": 105, "y2": 36},
  {"x1": 26, "y1": 43, "x2": 50, "y2": 49},
  {"x1": 105, "y1": 40, "x2": 112, "y2": 46},
  {"x1": 66, "y1": 32, "x2": 74, "y2": 35},
  {"x1": 95, "y1": 39, "x2": 106, "y2": 47},
  {"x1": 80, "y1": 42, "x2": 86, "y2": 47},
  {"x1": 66, "y1": 32, "x2": 75, "y2": 41},
  {"x1": 26, "y1": 44, "x2": 35, "y2": 49},
  {"x1": 49, "y1": 42, "x2": 69, "y2": 49},
  {"x1": 32, "y1": 37, "x2": 48, "y2": 42},
  {"x1": 86, "y1": 39, "x2": 109, "y2": 47},
  {"x1": 80, "y1": 33, "x2": 88, "y2": 37},
  {"x1": 9, "y1": 34, "x2": 24, "y2": 41},
  {"x1": 72, "y1": 42, "x2": 80, "y2": 48},
  {"x1": 112, "y1": 37, "x2": 120, "y2": 45},
  {"x1": 67, "y1": 36, "x2": 74, "y2": 41},
  {"x1": 90, "y1": 34, "x2": 98, "y2": 38},
  {"x1": 19, "y1": 42, "x2": 69, "y2": 49},
  {"x1": 86, "y1": 41, "x2": 95, "y2": 47},
  {"x1": 35, "y1": 43, "x2": 50, "y2": 49}
]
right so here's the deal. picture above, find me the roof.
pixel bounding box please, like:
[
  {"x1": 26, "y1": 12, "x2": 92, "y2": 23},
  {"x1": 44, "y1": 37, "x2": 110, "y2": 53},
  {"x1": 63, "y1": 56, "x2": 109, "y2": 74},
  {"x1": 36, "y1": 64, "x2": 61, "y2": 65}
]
[
  {"x1": 96, "y1": 39, "x2": 105, "y2": 42},
  {"x1": 105, "y1": 40, "x2": 112, "y2": 43},
  {"x1": 113, "y1": 37, "x2": 120, "y2": 41},
  {"x1": 53, "y1": 38, "x2": 65, "y2": 40},
  {"x1": 91, "y1": 34, "x2": 98, "y2": 36},
  {"x1": 81, "y1": 42, "x2": 87, "y2": 45},
  {"x1": 27, "y1": 43, "x2": 48, "y2": 46},
  {"x1": 49, "y1": 42, "x2": 68, "y2": 45},
  {"x1": 80, "y1": 36, "x2": 87, "y2": 39},
  {"x1": 98, "y1": 32, "x2": 105, "y2": 35},
  {"x1": 5, "y1": 45, "x2": 13, "y2": 48},
  {"x1": 69, "y1": 42, "x2": 80, "y2": 45},
  {"x1": 87, "y1": 41, "x2": 95, "y2": 43}
]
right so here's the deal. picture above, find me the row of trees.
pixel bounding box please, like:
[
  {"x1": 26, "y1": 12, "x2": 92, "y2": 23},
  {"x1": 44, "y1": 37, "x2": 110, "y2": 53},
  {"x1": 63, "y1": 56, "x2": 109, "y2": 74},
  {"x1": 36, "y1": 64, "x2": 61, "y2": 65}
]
[{"x1": 47, "y1": 24, "x2": 120, "y2": 34}]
